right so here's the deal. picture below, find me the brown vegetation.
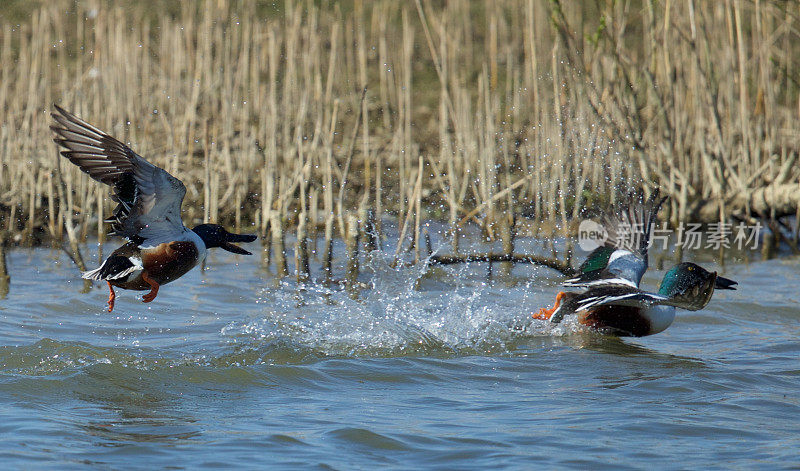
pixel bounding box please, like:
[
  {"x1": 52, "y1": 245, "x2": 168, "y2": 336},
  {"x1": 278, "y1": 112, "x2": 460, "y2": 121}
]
[{"x1": 0, "y1": 0, "x2": 798, "y2": 264}]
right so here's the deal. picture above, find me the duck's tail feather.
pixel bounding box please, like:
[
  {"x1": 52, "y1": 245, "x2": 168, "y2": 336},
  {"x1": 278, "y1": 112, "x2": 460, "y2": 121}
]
[
  {"x1": 81, "y1": 266, "x2": 105, "y2": 281},
  {"x1": 82, "y1": 255, "x2": 142, "y2": 281}
]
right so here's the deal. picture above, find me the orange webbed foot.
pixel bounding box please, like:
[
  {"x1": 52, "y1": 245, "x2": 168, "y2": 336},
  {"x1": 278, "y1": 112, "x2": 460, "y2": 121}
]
[
  {"x1": 141, "y1": 271, "x2": 160, "y2": 303},
  {"x1": 107, "y1": 282, "x2": 116, "y2": 312},
  {"x1": 533, "y1": 291, "x2": 566, "y2": 321}
]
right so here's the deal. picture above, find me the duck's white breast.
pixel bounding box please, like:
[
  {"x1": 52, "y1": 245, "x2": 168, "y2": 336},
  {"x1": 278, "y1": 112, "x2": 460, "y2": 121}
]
[{"x1": 644, "y1": 305, "x2": 676, "y2": 335}]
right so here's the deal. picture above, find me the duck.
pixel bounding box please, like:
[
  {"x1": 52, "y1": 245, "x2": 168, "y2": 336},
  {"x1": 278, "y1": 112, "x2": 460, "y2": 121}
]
[
  {"x1": 51, "y1": 105, "x2": 257, "y2": 312},
  {"x1": 534, "y1": 262, "x2": 737, "y2": 336},
  {"x1": 534, "y1": 189, "x2": 738, "y2": 336}
]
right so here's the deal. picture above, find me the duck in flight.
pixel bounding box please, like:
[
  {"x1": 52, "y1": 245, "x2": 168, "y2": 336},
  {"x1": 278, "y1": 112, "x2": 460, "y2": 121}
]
[
  {"x1": 51, "y1": 105, "x2": 257, "y2": 312},
  {"x1": 534, "y1": 189, "x2": 737, "y2": 336}
]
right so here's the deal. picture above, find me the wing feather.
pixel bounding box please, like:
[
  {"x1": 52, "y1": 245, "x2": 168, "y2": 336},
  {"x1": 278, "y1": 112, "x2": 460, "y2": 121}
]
[
  {"x1": 568, "y1": 189, "x2": 667, "y2": 288},
  {"x1": 575, "y1": 290, "x2": 669, "y2": 311},
  {"x1": 600, "y1": 188, "x2": 666, "y2": 258},
  {"x1": 555, "y1": 284, "x2": 670, "y2": 316},
  {"x1": 51, "y1": 105, "x2": 188, "y2": 245}
]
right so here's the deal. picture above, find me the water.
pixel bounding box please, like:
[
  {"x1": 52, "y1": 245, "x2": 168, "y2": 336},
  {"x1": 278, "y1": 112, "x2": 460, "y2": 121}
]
[{"x1": 1, "y1": 241, "x2": 799, "y2": 469}]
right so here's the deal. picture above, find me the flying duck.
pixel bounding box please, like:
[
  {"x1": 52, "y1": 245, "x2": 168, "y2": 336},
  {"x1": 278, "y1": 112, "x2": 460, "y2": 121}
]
[{"x1": 51, "y1": 105, "x2": 257, "y2": 311}]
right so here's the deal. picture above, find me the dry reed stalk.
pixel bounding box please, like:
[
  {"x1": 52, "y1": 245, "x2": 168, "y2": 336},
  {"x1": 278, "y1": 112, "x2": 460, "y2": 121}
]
[
  {"x1": 394, "y1": 155, "x2": 423, "y2": 260},
  {"x1": 0, "y1": 232, "x2": 8, "y2": 298},
  {"x1": 322, "y1": 100, "x2": 338, "y2": 282},
  {"x1": 344, "y1": 213, "x2": 360, "y2": 296},
  {"x1": 357, "y1": 26, "x2": 371, "y2": 213},
  {"x1": 295, "y1": 216, "x2": 310, "y2": 282},
  {"x1": 413, "y1": 155, "x2": 423, "y2": 263},
  {"x1": 295, "y1": 133, "x2": 311, "y2": 282},
  {"x1": 335, "y1": 87, "x2": 367, "y2": 239},
  {"x1": 398, "y1": 8, "x2": 414, "y2": 230},
  {"x1": 363, "y1": 209, "x2": 378, "y2": 253},
  {"x1": 498, "y1": 214, "x2": 514, "y2": 277},
  {"x1": 270, "y1": 210, "x2": 288, "y2": 277}
]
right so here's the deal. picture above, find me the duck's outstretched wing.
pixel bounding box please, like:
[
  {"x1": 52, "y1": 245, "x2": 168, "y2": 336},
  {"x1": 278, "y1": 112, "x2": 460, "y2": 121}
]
[
  {"x1": 566, "y1": 189, "x2": 667, "y2": 288},
  {"x1": 602, "y1": 188, "x2": 667, "y2": 258},
  {"x1": 50, "y1": 105, "x2": 187, "y2": 246},
  {"x1": 544, "y1": 284, "x2": 657, "y2": 325},
  {"x1": 572, "y1": 287, "x2": 669, "y2": 312},
  {"x1": 572, "y1": 282, "x2": 717, "y2": 313}
]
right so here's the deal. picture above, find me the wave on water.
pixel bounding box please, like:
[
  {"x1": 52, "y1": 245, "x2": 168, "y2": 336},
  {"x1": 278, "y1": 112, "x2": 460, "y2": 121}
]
[{"x1": 0, "y1": 251, "x2": 596, "y2": 377}]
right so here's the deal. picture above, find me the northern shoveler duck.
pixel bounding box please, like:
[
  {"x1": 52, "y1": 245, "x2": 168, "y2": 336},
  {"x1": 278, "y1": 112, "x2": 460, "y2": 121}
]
[
  {"x1": 51, "y1": 105, "x2": 257, "y2": 312},
  {"x1": 535, "y1": 262, "x2": 737, "y2": 336},
  {"x1": 534, "y1": 189, "x2": 738, "y2": 336}
]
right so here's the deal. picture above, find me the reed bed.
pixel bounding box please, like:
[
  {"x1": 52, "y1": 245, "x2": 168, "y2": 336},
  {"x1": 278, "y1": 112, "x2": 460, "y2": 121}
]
[{"x1": 0, "y1": 0, "x2": 797, "y2": 267}]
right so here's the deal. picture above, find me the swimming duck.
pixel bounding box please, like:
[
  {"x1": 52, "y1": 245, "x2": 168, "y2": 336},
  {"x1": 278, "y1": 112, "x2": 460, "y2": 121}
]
[
  {"x1": 51, "y1": 105, "x2": 257, "y2": 312},
  {"x1": 534, "y1": 189, "x2": 737, "y2": 336},
  {"x1": 535, "y1": 262, "x2": 737, "y2": 336}
]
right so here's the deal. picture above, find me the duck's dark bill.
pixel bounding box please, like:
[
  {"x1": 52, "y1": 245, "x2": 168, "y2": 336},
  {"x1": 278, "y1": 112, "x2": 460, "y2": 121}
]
[
  {"x1": 221, "y1": 232, "x2": 258, "y2": 255},
  {"x1": 715, "y1": 276, "x2": 738, "y2": 290}
]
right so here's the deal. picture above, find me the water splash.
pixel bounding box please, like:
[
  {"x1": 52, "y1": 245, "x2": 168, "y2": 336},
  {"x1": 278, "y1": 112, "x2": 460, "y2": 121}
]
[{"x1": 223, "y1": 251, "x2": 587, "y2": 357}]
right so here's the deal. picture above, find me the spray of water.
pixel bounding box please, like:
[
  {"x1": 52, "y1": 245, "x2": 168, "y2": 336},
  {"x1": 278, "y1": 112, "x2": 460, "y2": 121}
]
[{"x1": 222, "y1": 251, "x2": 586, "y2": 358}]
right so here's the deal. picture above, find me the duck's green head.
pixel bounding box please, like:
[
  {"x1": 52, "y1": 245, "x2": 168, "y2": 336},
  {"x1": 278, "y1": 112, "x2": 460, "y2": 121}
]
[{"x1": 658, "y1": 262, "x2": 737, "y2": 311}]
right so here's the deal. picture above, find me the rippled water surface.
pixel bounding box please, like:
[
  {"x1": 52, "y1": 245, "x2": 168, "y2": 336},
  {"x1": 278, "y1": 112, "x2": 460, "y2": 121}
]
[{"x1": 2, "y1": 240, "x2": 799, "y2": 469}]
